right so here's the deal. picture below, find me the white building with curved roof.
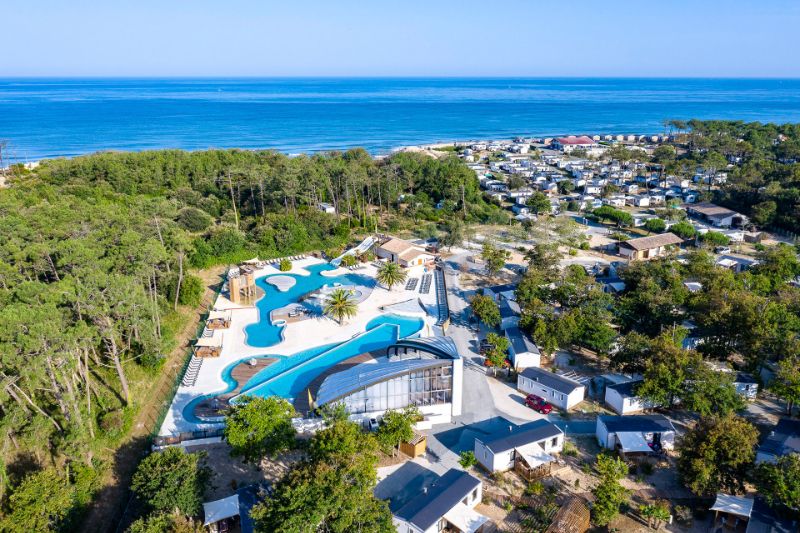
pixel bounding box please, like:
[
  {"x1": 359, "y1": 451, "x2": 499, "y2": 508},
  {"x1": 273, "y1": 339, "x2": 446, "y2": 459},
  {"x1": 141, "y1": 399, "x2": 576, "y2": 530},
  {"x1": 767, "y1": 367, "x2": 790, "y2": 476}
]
[{"x1": 315, "y1": 336, "x2": 463, "y2": 428}]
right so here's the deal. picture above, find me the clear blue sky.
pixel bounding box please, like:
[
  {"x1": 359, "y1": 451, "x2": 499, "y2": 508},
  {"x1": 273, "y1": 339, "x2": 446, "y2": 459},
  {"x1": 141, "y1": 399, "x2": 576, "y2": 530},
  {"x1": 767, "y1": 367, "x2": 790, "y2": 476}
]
[{"x1": 3, "y1": 0, "x2": 799, "y2": 77}]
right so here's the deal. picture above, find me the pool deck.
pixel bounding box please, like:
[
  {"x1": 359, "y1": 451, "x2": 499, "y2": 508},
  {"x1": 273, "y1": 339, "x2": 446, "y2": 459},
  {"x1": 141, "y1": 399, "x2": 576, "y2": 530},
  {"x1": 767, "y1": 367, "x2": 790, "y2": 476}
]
[
  {"x1": 159, "y1": 257, "x2": 440, "y2": 436},
  {"x1": 192, "y1": 357, "x2": 277, "y2": 419}
]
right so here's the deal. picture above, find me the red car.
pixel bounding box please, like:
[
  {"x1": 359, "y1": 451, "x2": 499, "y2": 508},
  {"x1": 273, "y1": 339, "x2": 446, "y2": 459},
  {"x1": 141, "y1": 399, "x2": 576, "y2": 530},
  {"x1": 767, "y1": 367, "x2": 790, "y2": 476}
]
[{"x1": 524, "y1": 394, "x2": 553, "y2": 414}]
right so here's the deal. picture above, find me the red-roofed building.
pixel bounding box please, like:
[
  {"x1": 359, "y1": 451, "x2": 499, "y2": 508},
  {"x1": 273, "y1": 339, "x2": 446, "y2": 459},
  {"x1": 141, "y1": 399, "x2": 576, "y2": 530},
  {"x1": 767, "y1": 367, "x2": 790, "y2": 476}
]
[{"x1": 551, "y1": 135, "x2": 598, "y2": 153}]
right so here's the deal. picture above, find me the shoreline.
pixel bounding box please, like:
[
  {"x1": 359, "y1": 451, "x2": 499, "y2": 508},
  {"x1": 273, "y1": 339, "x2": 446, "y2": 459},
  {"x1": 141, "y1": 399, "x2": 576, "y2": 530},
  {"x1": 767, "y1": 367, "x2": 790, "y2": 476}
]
[{"x1": 1, "y1": 131, "x2": 667, "y2": 170}]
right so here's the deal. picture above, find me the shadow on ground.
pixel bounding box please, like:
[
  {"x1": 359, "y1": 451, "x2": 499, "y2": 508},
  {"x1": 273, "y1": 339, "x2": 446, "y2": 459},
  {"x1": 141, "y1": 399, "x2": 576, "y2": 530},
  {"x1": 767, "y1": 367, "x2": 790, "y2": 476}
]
[{"x1": 431, "y1": 416, "x2": 516, "y2": 455}]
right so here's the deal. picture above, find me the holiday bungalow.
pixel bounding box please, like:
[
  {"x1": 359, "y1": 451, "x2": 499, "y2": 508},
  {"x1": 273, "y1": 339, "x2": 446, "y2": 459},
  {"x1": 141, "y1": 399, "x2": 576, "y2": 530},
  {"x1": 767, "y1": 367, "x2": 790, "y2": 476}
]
[
  {"x1": 474, "y1": 419, "x2": 564, "y2": 480},
  {"x1": 376, "y1": 238, "x2": 436, "y2": 268},
  {"x1": 596, "y1": 415, "x2": 675, "y2": 457},
  {"x1": 755, "y1": 418, "x2": 800, "y2": 464},
  {"x1": 392, "y1": 469, "x2": 489, "y2": 533},
  {"x1": 517, "y1": 367, "x2": 585, "y2": 410},
  {"x1": 604, "y1": 378, "x2": 658, "y2": 415},
  {"x1": 618, "y1": 233, "x2": 683, "y2": 261},
  {"x1": 686, "y1": 202, "x2": 748, "y2": 228},
  {"x1": 505, "y1": 326, "x2": 541, "y2": 370}
]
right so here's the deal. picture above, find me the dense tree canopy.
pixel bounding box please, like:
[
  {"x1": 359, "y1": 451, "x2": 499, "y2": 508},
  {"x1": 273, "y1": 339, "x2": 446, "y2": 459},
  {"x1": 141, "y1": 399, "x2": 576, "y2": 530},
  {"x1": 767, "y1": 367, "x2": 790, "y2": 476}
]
[{"x1": 251, "y1": 420, "x2": 393, "y2": 533}]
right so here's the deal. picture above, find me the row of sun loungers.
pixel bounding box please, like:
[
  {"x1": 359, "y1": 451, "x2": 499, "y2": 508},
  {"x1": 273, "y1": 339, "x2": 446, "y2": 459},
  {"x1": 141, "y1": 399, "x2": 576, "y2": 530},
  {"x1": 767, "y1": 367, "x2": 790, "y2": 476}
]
[
  {"x1": 419, "y1": 273, "x2": 433, "y2": 294},
  {"x1": 405, "y1": 277, "x2": 419, "y2": 291},
  {"x1": 201, "y1": 327, "x2": 213, "y2": 338},
  {"x1": 182, "y1": 356, "x2": 203, "y2": 387},
  {"x1": 248, "y1": 255, "x2": 309, "y2": 269}
]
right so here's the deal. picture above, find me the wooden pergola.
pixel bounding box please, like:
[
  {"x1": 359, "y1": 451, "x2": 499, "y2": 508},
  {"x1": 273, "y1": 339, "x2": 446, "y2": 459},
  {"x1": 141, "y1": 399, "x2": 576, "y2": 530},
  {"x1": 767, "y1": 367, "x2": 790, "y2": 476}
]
[{"x1": 514, "y1": 452, "x2": 552, "y2": 482}]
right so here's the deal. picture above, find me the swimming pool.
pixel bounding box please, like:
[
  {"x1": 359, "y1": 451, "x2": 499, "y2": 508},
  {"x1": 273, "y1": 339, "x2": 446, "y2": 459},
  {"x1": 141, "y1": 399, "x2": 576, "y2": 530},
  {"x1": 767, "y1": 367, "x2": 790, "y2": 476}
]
[
  {"x1": 182, "y1": 313, "x2": 424, "y2": 423},
  {"x1": 244, "y1": 263, "x2": 375, "y2": 347},
  {"x1": 240, "y1": 314, "x2": 424, "y2": 399}
]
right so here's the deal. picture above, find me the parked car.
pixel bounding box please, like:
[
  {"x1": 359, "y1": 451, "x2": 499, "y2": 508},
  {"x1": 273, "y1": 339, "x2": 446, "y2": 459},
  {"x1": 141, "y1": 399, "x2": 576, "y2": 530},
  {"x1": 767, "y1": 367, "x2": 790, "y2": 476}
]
[
  {"x1": 715, "y1": 246, "x2": 731, "y2": 254},
  {"x1": 524, "y1": 394, "x2": 553, "y2": 414}
]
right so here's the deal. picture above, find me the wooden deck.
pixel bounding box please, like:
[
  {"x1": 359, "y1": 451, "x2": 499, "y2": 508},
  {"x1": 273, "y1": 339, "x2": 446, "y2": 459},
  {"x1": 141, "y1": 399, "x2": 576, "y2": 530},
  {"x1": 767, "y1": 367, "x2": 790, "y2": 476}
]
[{"x1": 192, "y1": 357, "x2": 276, "y2": 419}]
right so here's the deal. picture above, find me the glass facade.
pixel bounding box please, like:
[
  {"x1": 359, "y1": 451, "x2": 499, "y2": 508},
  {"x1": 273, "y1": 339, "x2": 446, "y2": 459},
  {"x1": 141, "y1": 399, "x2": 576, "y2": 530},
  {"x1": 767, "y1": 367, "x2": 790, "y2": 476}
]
[{"x1": 339, "y1": 364, "x2": 452, "y2": 414}]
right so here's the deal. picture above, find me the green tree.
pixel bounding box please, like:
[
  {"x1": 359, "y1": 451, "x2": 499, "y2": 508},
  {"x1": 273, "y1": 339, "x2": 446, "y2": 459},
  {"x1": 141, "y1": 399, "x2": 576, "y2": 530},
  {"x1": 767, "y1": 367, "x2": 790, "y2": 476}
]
[
  {"x1": 323, "y1": 287, "x2": 359, "y2": 324},
  {"x1": 485, "y1": 332, "x2": 510, "y2": 368},
  {"x1": 523, "y1": 243, "x2": 562, "y2": 280},
  {"x1": 340, "y1": 254, "x2": 357, "y2": 268},
  {"x1": 440, "y1": 218, "x2": 464, "y2": 250},
  {"x1": 375, "y1": 407, "x2": 419, "y2": 456},
  {"x1": 459, "y1": 451, "x2": 478, "y2": 468},
  {"x1": 176, "y1": 207, "x2": 213, "y2": 232},
  {"x1": 670, "y1": 221, "x2": 697, "y2": 239},
  {"x1": 677, "y1": 414, "x2": 758, "y2": 496},
  {"x1": 644, "y1": 218, "x2": 666, "y2": 234},
  {"x1": 251, "y1": 420, "x2": 393, "y2": 533},
  {"x1": 131, "y1": 447, "x2": 210, "y2": 515},
  {"x1": 639, "y1": 500, "x2": 671, "y2": 530},
  {"x1": 771, "y1": 355, "x2": 800, "y2": 415},
  {"x1": 699, "y1": 231, "x2": 730, "y2": 247},
  {"x1": 224, "y1": 396, "x2": 296, "y2": 462},
  {"x1": 683, "y1": 367, "x2": 746, "y2": 417},
  {"x1": 481, "y1": 242, "x2": 510, "y2": 276},
  {"x1": 175, "y1": 274, "x2": 204, "y2": 307},
  {"x1": 375, "y1": 261, "x2": 408, "y2": 291},
  {"x1": 279, "y1": 258, "x2": 292, "y2": 271},
  {"x1": 470, "y1": 294, "x2": 500, "y2": 327},
  {"x1": 751, "y1": 200, "x2": 777, "y2": 227},
  {"x1": 0, "y1": 469, "x2": 75, "y2": 532},
  {"x1": 754, "y1": 454, "x2": 800, "y2": 510},
  {"x1": 591, "y1": 454, "x2": 630, "y2": 526},
  {"x1": 127, "y1": 509, "x2": 205, "y2": 533},
  {"x1": 526, "y1": 192, "x2": 552, "y2": 215},
  {"x1": 637, "y1": 339, "x2": 700, "y2": 409}
]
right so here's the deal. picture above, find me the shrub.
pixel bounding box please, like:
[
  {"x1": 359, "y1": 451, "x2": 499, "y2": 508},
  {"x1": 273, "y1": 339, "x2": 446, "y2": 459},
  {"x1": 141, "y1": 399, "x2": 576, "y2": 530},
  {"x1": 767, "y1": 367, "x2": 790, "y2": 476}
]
[
  {"x1": 674, "y1": 505, "x2": 693, "y2": 525},
  {"x1": 178, "y1": 275, "x2": 204, "y2": 307},
  {"x1": 562, "y1": 441, "x2": 578, "y2": 457},
  {"x1": 525, "y1": 480, "x2": 545, "y2": 496},
  {"x1": 279, "y1": 258, "x2": 292, "y2": 272},
  {"x1": 340, "y1": 254, "x2": 357, "y2": 267},
  {"x1": 579, "y1": 241, "x2": 590, "y2": 250},
  {"x1": 459, "y1": 451, "x2": 478, "y2": 468},
  {"x1": 640, "y1": 462, "x2": 654, "y2": 475}
]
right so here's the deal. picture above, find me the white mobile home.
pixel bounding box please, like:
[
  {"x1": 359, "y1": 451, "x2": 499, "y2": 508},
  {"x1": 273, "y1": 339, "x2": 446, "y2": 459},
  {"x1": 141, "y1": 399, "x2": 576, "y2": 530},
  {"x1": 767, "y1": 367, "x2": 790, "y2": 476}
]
[
  {"x1": 517, "y1": 367, "x2": 585, "y2": 410},
  {"x1": 474, "y1": 419, "x2": 563, "y2": 476},
  {"x1": 596, "y1": 415, "x2": 676, "y2": 456},
  {"x1": 505, "y1": 326, "x2": 540, "y2": 370},
  {"x1": 604, "y1": 378, "x2": 657, "y2": 415},
  {"x1": 392, "y1": 468, "x2": 489, "y2": 533}
]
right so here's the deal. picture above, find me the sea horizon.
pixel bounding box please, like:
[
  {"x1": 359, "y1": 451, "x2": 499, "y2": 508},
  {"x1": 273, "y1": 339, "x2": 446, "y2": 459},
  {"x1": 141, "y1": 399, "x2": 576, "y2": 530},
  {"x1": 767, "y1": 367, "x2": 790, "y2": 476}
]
[{"x1": 3, "y1": 77, "x2": 800, "y2": 164}]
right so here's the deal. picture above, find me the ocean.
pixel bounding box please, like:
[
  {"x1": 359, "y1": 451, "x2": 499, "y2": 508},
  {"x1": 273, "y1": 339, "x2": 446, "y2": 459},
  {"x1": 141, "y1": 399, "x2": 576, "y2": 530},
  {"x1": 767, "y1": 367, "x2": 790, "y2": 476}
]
[{"x1": 2, "y1": 77, "x2": 800, "y2": 163}]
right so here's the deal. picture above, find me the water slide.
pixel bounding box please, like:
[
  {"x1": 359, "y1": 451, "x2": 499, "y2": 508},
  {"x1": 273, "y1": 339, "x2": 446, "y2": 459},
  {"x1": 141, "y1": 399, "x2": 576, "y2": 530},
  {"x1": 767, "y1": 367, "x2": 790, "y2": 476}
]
[{"x1": 330, "y1": 235, "x2": 375, "y2": 267}]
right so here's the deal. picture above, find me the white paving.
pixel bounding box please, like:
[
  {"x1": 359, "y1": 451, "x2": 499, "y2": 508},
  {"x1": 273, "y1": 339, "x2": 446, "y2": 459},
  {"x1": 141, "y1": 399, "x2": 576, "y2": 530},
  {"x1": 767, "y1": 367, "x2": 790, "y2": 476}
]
[{"x1": 159, "y1": 257, "x2": 440, "y2": 436}]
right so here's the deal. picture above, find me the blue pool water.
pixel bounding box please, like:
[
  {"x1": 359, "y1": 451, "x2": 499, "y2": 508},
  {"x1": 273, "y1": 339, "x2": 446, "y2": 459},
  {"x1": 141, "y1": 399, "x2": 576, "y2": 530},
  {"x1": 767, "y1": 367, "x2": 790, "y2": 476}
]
[
  {"x1": 242, "y1": 314, "x2": 424, "y2": 399},
  {"x1": 244, "y1": 262, "x2": 375, "y2": 347},
  {"x1": 182, "y1": 313, "x2": 424, "y2": 423}
]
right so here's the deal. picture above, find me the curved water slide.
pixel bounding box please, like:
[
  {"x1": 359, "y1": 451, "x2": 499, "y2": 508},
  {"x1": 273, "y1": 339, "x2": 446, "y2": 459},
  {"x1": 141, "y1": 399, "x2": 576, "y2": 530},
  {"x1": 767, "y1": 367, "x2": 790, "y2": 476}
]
[{"x1": 330, "y1": 235, "x2": 375, "y2": 267}]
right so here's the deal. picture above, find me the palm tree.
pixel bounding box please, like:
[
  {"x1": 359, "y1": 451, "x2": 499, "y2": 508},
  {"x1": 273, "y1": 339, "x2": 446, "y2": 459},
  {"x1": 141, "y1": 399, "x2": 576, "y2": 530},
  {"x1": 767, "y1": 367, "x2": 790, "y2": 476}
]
[
  {"x1": 323, "y1": 288, "x2": 358, "y2": 324},
  {"x1": 376, "y1": 262, "x2": 407, "y2": 290}
]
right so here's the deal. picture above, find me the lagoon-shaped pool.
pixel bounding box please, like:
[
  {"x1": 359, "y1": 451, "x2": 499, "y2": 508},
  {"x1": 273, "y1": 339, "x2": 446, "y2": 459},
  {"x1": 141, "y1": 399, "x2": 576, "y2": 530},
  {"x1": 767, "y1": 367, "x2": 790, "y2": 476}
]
[
  {"x1": 244, "y1": 263, "x2": 376, "y2": 347},
  {"x1": 183, "y1": 313, "x2": 424, "y2": 423}
]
